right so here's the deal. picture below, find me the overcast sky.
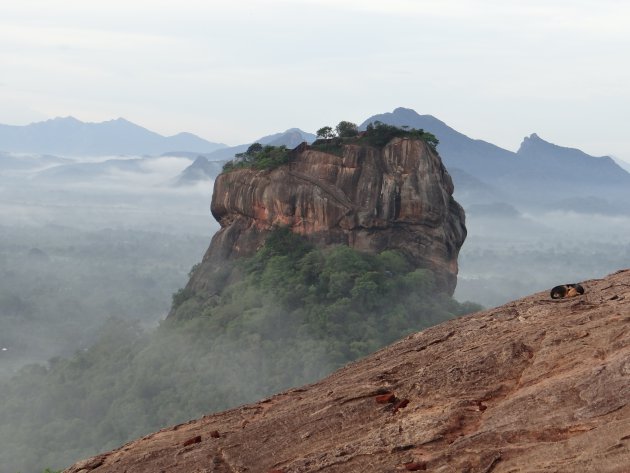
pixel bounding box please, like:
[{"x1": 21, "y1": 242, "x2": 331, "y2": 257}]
[{"x1": 1, "y1": 0, "x2": 629, "y2": 159}]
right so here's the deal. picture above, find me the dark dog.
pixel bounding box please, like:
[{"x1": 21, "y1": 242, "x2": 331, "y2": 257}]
[{"x1": 550, "y1": 283, "x2": 585, "y2": 299}]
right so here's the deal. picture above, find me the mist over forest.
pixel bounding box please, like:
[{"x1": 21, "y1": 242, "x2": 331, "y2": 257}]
[
  {"x1": 1, "y1": 125, "x2": 629, "y2": 472},
  {"x1": 0, "y1": 153, "x2": 216, "y2": 377},
  {"x1": 455, "y1": 209, "x2": 630, "y2": 307}
]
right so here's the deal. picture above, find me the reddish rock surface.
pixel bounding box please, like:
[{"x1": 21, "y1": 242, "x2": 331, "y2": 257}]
[
  {"x1": 65, "y1": 269, "x2": 630, "y2": 473},
  {"x1": 185, "y1": 138, "x2": 466, "y2": 297}
]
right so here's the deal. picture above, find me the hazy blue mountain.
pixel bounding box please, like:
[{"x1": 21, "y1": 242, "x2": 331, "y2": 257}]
[
  {"x1": 7, "y1": 110, "x2": 628, "y2": 214},
  {"x1": 448, "y1": 167, "x2": 505, "y2": 206},
  {"x1": 203, "y1": 128, "x2": 316, "y2": 162},
  {"x1": 467, "y1": 202, "x2": 522, "y2": 218},
  {"x1": 0, "y1": 117, "x2": 226, "y2": 156},
  {"x1": 492, "y1": 133, "x2": 630, "y2": 205},
  {"x1": 160, "y1": 151, "x2": 209, "y2": 159},
  {"x1": 201, "y1": 144, "x2": 250, "y2": 161},
  {"x1": 360, "y1": 107, "x2": 518, "y2": 179},
  {"x1": 611, "y1": 156, "x2": 630, "y2": 173},
  {"x1": 361, "y1": 107, "x2": 630, "y2": 209},
  {"x1": 173, "y1": 156, "x2": 226, "y2": 185},
  {"x1": 516, "y1": 133, "x2": 629, "y2": 185},
  {"x1": 260, "y1": 128, "x2": 317, "y2": 148},
  {"x1": 34, "y1": 157, "x2": 148, "y2": 181},
  {"x1": 0, "y1": 151, "x2": 70, "y2": 172}
]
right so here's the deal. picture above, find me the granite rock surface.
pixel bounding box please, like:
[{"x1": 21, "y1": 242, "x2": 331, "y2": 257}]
[{"x1": 65, "y1": 269, "x2": 630, "y2": 473}]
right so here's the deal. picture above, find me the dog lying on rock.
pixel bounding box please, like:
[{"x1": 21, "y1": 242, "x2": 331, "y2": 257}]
[{"x1": 550, "y1": 283, "x2": 585, "y2": 299}]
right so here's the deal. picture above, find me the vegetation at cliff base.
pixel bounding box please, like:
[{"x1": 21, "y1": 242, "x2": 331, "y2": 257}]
[
  {"x1": 171, "y1": 227, "x2": 480, "y2": 360},
  {"x1": 0, "y1": 228, "x2": 480, "y2": 473}
]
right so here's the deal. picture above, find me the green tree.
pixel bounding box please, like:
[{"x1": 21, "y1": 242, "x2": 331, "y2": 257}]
[
  {"x1": 246, "y1": 142, "x2": 264, "y2": 155},
  {"x1": 363, "y1": 121, "x2": 439, "y2": 150},
  {"x1": 335, "y1": 121, "x2": 359, "y2": 138},
  {"x1": 226, "y1": 145, "x2": 291, "y2": 171},
  {"x1": 316, "y1": 126, "x2": 335, "y2": 140}
]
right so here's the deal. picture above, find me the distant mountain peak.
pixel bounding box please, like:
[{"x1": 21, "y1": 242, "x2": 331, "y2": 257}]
[
  {"x1": 519, "y1": 133, "x2": 548, "y2": 149},
  {"x1": 515, "y1": 132, "x2": 630, "y2": 184},
  {"x1": 523, "y1": 132, "x2": 567, "y2": 145},
  {"x1": 0, "y1": 117, "x2": 225, "y2": 155},
  {"x1": 258, "y1": 128, "x2": 317, "y2": 147},
  {"x1": 361, "y1": 107, "x2": 448, "y2": 131},
  {"x1": 389, "y1": 106, "x2": 440, "y2": 122},
  {"x1": 391, "y1": 106, "x2": 423, "y2": 115},
  {"x1": 111, "y1": 117, "x2": 133, "y2": 124},
  {"x1": 173, "y1": 154, "x2": 226, "y2": 186},
  {"x1": 48, "y1": 116, "x2": 81, "y2": 124},
  {"x1": 518, "y1": 133, "x2": 589, "y2": 156}
]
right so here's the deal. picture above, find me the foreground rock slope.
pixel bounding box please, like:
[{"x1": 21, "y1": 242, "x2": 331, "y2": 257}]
[
  {"x1": 66, "y1": 269, "x2": 630, "y2": 473},
  {"x1": 186, "y1": 137, "x2": 466, "y2": 297}
]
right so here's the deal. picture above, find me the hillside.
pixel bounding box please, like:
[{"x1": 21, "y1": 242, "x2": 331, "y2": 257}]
[{"x1": 65, "y1": 269, "x2": 629, "y2": 473}]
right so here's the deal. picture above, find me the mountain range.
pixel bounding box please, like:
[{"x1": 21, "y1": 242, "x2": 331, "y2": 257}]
[
  {"x1": 174, "y1": 109, "x2": 630, "y2": 212},
  {"x1": 361, "y1": 108, "x2": 630, "y2": 209},
  {"x1": 2, "y1": 110, "x2": 629, "y2": 213},
  {"x1": 11, "y1": 127, "x2": 318, "y2": 185},
  {"x1": 0, "y1": 116, "x2": 226, "y2": 156}
]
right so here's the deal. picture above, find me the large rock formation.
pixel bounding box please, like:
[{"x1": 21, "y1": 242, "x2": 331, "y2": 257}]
[
  {"x1": 187, "y1": 138, "x2": 466, "y2": 296},
  {"x1": 64, "y1": 269, "x2": 630, "y2": 473}
]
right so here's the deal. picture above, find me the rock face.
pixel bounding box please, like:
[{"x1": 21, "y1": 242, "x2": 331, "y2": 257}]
[
  {"x1": 65, "y1": 269, "x2": 630, "y2": 473},
  {"x1": 188, "y1": 138, "x2": 466, "y2": 296}
]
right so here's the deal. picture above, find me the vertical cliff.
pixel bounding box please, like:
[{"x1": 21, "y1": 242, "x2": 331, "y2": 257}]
[{"x1": 180, "y1": 137, "x2": 465, "y2": 303}]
